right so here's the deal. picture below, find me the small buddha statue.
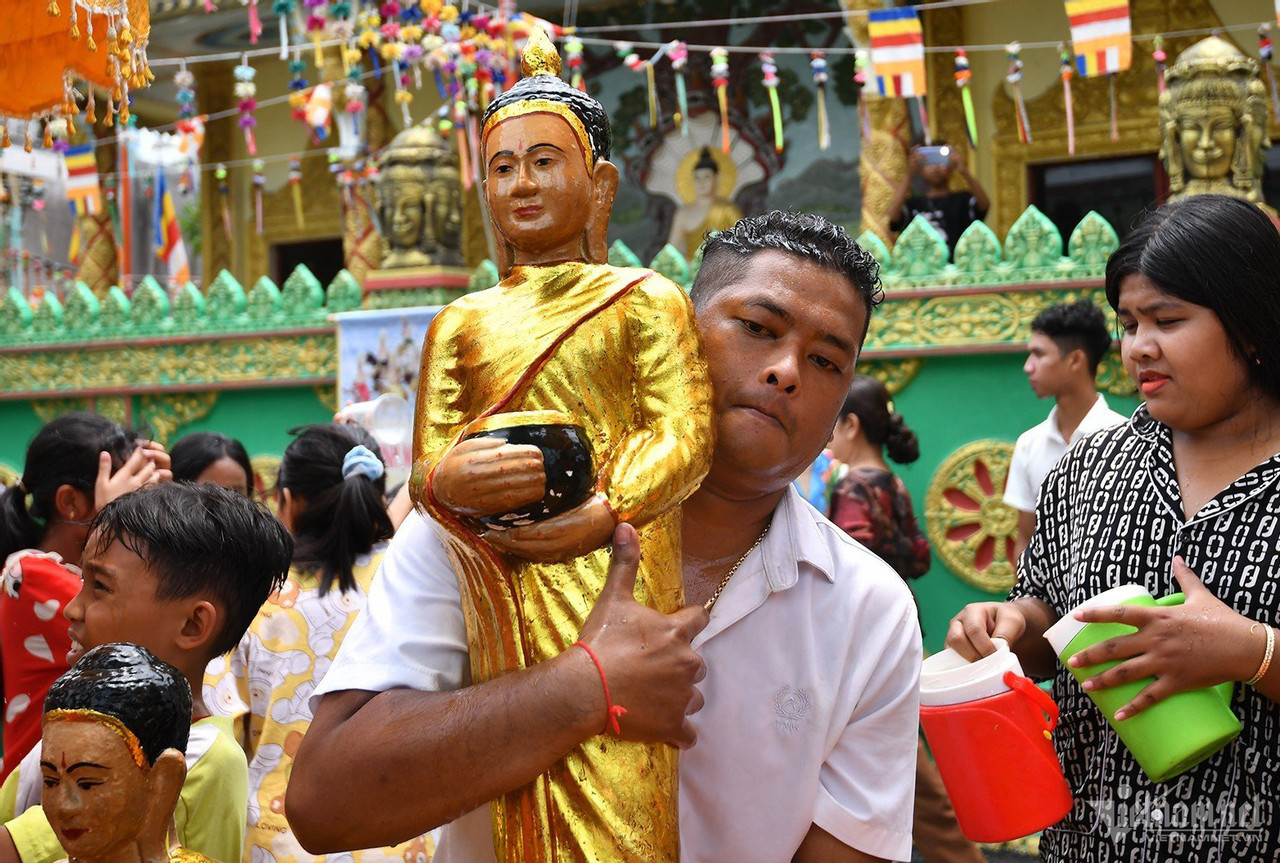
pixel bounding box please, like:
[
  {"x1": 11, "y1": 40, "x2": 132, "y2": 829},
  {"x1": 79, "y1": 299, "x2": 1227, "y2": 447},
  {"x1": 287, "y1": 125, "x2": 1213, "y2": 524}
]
[
  {"x1": 1160, "y1": 35, "x2": 1269, "y2": 205},
  {"x1": 377, "y1": 124, "x2": 465, "y2": 268},
  {"x1": 667, "y1": 146, "x2": 744, "y2": 256},
  {"x1": 40, "y1": 643, "x2": 213, "y2": 863}
]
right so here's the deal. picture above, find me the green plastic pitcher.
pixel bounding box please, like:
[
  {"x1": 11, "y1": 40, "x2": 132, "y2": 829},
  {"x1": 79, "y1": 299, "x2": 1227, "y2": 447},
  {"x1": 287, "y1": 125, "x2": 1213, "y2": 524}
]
[{"x1": 1044, "y1": 585, "x2": 1241, "y2": 783}]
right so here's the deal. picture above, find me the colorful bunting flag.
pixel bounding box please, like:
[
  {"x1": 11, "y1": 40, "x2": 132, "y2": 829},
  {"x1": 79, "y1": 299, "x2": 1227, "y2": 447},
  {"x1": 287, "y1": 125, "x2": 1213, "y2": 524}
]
[
  {"x1": 154, "y1": 172, "x2": 191, "y2": 286},
  {"x1": 1065, "y1": 0, "x2": 1132, "y2": 76},
  {"x1": 868, "y1": 7, "x2": 926, "y2": 97},
  {"x1": 63, "y1": 145, "x2": 101, "y2": 215}
]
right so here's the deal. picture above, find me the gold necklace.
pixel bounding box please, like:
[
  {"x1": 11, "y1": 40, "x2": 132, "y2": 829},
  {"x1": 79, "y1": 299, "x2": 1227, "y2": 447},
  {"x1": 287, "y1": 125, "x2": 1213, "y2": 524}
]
[{"x1": 703, "y1": 524, "x2": 770, "y2": 613}]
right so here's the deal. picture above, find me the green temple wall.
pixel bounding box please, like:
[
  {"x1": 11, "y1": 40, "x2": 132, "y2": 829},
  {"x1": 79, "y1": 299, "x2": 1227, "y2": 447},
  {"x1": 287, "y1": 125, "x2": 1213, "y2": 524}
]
[{"x1": 0, "y1": 205, "x2": 1137, "y2": 651}]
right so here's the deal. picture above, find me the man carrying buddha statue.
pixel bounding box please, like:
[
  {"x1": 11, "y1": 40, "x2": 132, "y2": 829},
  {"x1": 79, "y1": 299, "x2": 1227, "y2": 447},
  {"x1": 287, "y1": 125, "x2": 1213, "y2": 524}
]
[{"x1": 404, "y1": 26, "x2": 713, "y2": 863}]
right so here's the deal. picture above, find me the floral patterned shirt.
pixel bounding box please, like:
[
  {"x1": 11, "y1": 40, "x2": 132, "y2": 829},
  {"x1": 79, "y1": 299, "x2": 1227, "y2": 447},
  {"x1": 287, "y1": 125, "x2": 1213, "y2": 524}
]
[{"x1": 205, "y1": 546, "x2": 434, "y2": 863}]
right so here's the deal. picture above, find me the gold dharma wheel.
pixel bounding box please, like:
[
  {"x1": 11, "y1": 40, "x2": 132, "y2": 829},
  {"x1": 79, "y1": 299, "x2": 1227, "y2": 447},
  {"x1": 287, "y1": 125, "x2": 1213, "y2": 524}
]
[{"x1": 924, "y1": 440, "x2": 1019, "y2": 593}]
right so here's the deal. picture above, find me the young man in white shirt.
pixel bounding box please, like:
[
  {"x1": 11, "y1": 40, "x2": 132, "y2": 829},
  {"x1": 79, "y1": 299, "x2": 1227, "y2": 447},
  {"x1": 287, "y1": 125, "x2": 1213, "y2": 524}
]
[
  {"x1": 287, "y1": 212, "x2": 922, "y2": 863},
  {"x1": 1005, "y1": 301, "x2": 1128, "y2": 561}
]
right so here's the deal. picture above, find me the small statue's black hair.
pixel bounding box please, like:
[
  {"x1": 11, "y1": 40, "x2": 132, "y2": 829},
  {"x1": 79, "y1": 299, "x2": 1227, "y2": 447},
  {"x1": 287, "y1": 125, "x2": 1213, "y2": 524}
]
[
  {"x1": 45, "y1": 643, "x2": 192, "y2": 765},
  {"x1": 482, "y1": 74, "x2": 612, "y2": 163}
]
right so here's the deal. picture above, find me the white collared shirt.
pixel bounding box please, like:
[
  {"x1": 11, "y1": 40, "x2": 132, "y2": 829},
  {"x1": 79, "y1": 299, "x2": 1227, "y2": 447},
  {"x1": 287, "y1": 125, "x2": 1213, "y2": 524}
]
[
  {"x1": 313, "y1": 487, "x2": 921, "y2": 862},
  {"x1": 1003, "y1": 393, "x2": 1129, "y2": 513}
]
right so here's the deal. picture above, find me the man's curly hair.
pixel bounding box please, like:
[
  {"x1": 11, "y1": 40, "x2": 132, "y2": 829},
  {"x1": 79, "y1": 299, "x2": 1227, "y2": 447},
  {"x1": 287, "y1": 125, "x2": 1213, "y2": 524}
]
[
  {"x1": 690, "y1": 212, "x2": 884, "y2": 334},
  {"x1": 1031, "y1": 301, "x2": 1112, "y2": 375}
]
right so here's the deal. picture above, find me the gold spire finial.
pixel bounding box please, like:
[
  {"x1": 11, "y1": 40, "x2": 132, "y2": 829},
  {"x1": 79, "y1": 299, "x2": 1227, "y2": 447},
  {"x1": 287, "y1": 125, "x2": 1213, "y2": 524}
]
[{"x1": 521, "y1": 27, "x2": 562, "y2": 78}]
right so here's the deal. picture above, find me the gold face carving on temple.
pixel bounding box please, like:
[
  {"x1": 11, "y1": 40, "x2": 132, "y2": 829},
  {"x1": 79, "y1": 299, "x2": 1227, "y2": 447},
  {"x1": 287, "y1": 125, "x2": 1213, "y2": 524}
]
[
  {"x1": 1160, "y1": 35, "x2": 1270, "y2": 205},
  {"x1": 376, "y1": 124, "x2": 466, "y2": 269}
]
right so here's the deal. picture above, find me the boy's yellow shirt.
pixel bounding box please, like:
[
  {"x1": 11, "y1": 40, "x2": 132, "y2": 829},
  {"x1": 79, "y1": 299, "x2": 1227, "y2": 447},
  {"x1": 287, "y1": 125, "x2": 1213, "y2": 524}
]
[{"x1": 1, "y1": 714, "x2": 248, "y2": 863}]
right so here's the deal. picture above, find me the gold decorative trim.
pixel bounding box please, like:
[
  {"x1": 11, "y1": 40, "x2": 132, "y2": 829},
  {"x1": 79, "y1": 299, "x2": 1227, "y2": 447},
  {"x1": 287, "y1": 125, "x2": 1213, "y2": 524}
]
[
  {"x1": 857, "y1": 358, "x2": 923, "y2": 397},
  {"x1": 924, "y1": 440, "x2": 1018, "y2": 593}
]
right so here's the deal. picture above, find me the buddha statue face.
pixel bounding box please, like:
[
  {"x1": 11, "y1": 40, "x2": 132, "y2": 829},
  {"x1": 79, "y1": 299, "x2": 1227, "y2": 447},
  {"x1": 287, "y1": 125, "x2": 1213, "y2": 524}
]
[
  {"x1": 1177, "y1": 104, "x2": 1237, "y2": 180},
  {"x1": 381, "y1": 166, "x2": 429, "y2": 250},
  {"x1": 40, "y1": 719, "x2": 164, "y2": 861},
  {"x1": 1160, "y1": 36, "x2": 1269, "y2": 203},
  {"x1": 483, "y1": 112, "x2": 599, "y2": 264},
  {"x1": 693, "y1": 166, "x2": 717, "y2": 200}
]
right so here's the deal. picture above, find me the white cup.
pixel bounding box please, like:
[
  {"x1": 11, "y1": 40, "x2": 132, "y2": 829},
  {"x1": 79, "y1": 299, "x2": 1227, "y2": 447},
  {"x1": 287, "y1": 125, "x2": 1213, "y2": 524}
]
[
  {"x1": 920, "y1": 637, "x2": 1026, "y2": 707},
  {"x1": 336, "y1": 393, "x2": 412, "y2": 447}
]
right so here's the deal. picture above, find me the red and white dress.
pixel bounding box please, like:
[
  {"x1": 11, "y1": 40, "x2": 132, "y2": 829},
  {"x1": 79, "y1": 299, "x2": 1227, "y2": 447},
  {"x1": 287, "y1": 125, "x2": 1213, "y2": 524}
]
[{"x1": 0, "y1": 551, "x2": 80, "y2": 780}]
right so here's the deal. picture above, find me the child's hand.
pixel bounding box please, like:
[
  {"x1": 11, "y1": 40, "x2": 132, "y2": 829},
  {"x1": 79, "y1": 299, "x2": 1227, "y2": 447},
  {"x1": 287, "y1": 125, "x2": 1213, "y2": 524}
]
[
  {"x1": 485, "y1": 493, "x2": 614, "y2": 562},
  {"x1": 93, "y1": 442, "x2": 173, "y2": 512},
  {"x1": 1069, "y1": 557, "x2": 1265, "y2": 720},
  {"x1": 432, "y1": 437, "x2": 546, "y2": 517}
]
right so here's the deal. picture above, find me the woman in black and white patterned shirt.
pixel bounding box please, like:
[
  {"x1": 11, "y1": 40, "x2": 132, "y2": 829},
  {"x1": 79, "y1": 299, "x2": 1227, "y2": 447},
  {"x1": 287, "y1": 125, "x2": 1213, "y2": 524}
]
[{"x1": 947, "y1": 195, "x2": 1280, "y2": 863}]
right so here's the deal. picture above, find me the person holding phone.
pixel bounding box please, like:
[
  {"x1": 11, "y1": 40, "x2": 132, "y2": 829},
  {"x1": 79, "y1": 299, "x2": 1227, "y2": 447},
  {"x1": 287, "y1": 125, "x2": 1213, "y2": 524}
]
[{"x1": 887, "y1": 143, "x2": 990, "y2": 257}]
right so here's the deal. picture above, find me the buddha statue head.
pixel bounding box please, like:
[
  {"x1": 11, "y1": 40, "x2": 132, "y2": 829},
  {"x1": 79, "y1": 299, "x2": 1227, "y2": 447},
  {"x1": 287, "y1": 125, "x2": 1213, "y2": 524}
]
[
  {"x1": 40, "y1": 643, "x2": 192, "y2": 863},
  {"x1": 692, "y1": 147, "x2": 719, "y2": 200},
  {"x1": 377, "y1": 123, "x2": 465, "y2": 269},
  {"x1": 1160, "y1": 36, "x2": 1269, "y2": 204},
  {"x1": 479, "y1": 27, "x2": 618, "y2": 276}
]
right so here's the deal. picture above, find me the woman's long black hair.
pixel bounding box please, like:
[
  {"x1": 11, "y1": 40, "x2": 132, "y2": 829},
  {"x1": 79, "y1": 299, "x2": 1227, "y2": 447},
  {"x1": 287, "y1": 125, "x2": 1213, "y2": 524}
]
[
  {"x1": 0, "y1": 413, "x2": 139, "y2": 562},
  {"x1": 278, "y1": 423, "x2": 392, "y2": 595}
]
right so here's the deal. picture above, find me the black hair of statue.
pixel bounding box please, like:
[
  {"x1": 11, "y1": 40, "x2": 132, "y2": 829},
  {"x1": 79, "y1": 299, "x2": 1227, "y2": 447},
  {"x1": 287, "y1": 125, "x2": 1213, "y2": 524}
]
[
  {"x1": 1105, "y1": 194, "x2": 1280, "y2": 402},
  {"x1": 1031, "y1": 300, "x2": 1113, "y2": 376},
  {"x1": 86, "y1": 484, "x2": 293, "y2": 656},
  {"x1": 279, "y1": 423, "x2": 392, "y2": 596},
  {"x1": 45, "y1": 642, "x2": 193, "y2": 765},
  {"x1": 482, "y1": 73, "x2": 612, "y2": 163}
]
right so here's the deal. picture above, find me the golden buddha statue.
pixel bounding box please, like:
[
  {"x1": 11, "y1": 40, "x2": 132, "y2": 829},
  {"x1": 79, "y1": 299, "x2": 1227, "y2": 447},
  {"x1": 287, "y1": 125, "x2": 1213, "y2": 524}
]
[
  {"x1": 408, "y1": 27, "x2": 713, "y2": 863},
  {"x1": 40, "y1": 644, "x2": 217, "y2": 863},
  {"x1": 667, "y1": 146, "x2": 744, "y2": 256},
  {"x1": 376, "y1": 124, "x2": 465, "y2": 268},
  {"x1": 1160, "y1": 35, "x2": 1269, "y2": 205}
]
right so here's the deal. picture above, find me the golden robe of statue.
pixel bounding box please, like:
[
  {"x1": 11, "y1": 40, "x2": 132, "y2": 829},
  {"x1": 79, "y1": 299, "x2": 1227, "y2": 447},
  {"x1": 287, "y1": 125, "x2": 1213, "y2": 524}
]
[
  {"x1": 412, "y1": 260, "x2": 712, "y2": 861},
  {"x1": 409, "y1": 29, "x2": 713, "y2": 863}
]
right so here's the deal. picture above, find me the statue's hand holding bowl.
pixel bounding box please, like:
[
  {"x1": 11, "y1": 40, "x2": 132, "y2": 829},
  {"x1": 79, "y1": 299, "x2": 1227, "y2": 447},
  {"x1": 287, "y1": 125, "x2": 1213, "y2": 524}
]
[{"x1": 432, "y1": 436, "x2": 548, "y2": 518}]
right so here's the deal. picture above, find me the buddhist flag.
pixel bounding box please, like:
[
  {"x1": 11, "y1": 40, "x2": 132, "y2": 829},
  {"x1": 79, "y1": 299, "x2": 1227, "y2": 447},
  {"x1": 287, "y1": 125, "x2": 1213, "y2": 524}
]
[
  {"x1": 63, "y1": 144, "x2": 101, "y2": 215},
  {"x1": 1065, "y1": 0, "x2": 1132, "y2": 76},
  {"x1": 868, "y1": 7, "x2": 927, "y2": 98},
  {"x1": 154, "y1": 172, "x2": 191, "y2": 286}
]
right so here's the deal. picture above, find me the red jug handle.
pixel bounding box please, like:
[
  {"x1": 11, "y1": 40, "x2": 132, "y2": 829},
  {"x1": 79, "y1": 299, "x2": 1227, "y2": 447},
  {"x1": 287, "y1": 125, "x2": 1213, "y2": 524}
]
[{"x1": 1003, "y1": 671, "x2": 1059, "y2": 733}]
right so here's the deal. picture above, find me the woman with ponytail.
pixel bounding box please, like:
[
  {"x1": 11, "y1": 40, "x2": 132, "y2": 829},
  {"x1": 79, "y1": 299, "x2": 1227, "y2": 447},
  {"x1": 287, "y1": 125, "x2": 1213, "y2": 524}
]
[
  {"x1": 204, "y1": 424, "x2": 434, "y2": 863},
  {"x1": 826, "y1": 375, "x2": 929, "y2": 581},
  {"x1": 0, "y1": 413, "x2": 170, "y2": 780},
  {"x1": 827, "y1": 376, "x2": 986, "y2": 863}
]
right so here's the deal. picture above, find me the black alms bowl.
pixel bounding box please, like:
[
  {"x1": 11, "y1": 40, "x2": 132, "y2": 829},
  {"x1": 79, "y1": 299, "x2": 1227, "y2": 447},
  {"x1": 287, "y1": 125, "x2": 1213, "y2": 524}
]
[{"x1": 463, "y1": 414, "x2": 595, "y2": 529}]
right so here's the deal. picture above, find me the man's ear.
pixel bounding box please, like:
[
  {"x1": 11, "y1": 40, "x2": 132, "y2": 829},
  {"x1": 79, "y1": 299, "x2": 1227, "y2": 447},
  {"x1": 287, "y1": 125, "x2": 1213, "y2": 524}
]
[
  {"x1": 1067, "y1": 347, "x2": 1088, "y2": 374},
  {"x1": 140, "y1": 750, "x2": 186, "y2": 852},
  {"x1": 176, "y1": 599, "x2": 221, "y2": 655},
  {"x1": 583, "y1": 159, "x2": 619, "y2": 265}
]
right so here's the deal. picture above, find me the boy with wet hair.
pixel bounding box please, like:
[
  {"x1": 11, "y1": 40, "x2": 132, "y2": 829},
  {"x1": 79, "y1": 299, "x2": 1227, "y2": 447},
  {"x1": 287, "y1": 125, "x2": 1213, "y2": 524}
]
[{"x1": 0, "y1": 483, "x2": 293, "y2": 863}]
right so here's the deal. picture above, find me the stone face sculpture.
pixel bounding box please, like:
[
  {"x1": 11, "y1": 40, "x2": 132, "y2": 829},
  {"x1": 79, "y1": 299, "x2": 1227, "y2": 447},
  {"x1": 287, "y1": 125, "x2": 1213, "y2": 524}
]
[
  {"x1": 1160, "y1": 35, "x2": 1269, "y2": 205},
  {"x1": 40, "y1": 643, "x2": 208, "y2": 863},
  {"x1": 376, "y1": 124, "x2": 465, "y2": 269}
]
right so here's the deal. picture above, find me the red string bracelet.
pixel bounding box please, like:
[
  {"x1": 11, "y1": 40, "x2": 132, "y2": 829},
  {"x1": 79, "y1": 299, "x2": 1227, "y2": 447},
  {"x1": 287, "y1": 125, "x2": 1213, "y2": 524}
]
[{"x1": 573, "y1": 640, "x2": 628, "y2": 735}]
